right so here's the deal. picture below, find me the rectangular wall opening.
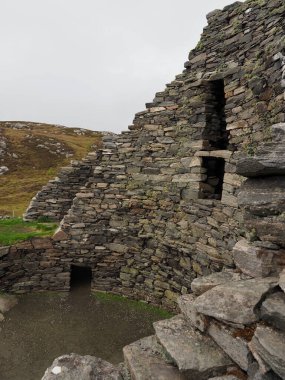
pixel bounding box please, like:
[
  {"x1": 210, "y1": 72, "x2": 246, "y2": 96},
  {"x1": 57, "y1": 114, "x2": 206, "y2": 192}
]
[
  {"x1": 203, "y1": 80, "x2": 228, "y2": 150},
  {"x1": 199, "y1": 157, "x2": 225, "y2": 200},
  {"x1": 70, "y1": 264, "x2": 92, "y2": 292}
]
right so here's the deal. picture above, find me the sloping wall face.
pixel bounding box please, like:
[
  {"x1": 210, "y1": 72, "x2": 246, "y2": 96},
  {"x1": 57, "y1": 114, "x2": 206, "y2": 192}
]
[
  {"x1": 24, "y1": 152, "x2": 99, "y2": 222},
  {"x1": 24, "y1": 0, "x2": 284, "y2": 308}
]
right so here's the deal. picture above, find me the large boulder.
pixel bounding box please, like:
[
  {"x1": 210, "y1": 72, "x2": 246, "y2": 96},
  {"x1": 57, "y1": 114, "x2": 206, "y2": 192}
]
[
  {"x1": 249, "y1": 326, "x2": 285, "y2": 379},
  {"x1": 207, "y1": 320, "x2": 253, "y2": 371},
  {"x1": 153, "y1": 315, "x2": 232, "y2": 379},
  {"x1": 193, "y1": 277, "x2": 278, "y2": 326},
  {"x1": 260, "y1": 292, "x2": 285, "y2": 331},
  {"x1": 236, "y1": 123, "x2": 285, "y2": 177},
  {"x1": 41, "y1": 354, "x2": 122, "y2": 380},
  {"x1": 233, "y1": 240, "x2": 285, "y2": 278},
  {"x1": 123, "y1": 335, "x2": 184, "y2": 380}
]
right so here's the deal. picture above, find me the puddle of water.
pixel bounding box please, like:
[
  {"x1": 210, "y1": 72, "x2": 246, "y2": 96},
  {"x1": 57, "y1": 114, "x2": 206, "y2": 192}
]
[{"x1": 0, "y1": 288, "x2": 169, "y2": 380}]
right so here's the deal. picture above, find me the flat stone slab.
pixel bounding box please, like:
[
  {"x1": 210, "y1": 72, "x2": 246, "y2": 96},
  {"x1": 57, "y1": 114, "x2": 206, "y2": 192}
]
[
  {"x1": 0, "y1": 294, "x2": 18, "y2": 314},
  {"x1": 191, "y1": 271, "x2": 243, "y2": 296},
  {"x1": 123, "y1": 335, "x2": 185, "y2": 380},
  {"x1": 41, "y1": 354, "x2": 122, "y2": 380},
  {"x1": 154, "y1": 315, "x2": 232, "y2": 379},
  {"x1": 194, "y1": 277, "x2": 278, "y2": 325},
  {"x1": 236, "y1": 123, "x2": 285, "y2": 177},
  {"x1": 233, "y1": 240, "x2": 283, "y2": 278},
  {"x1": 249, "y1": 326, "x2": 285, "y2": 379},
  {"x1": 208, "y1": 321, "x2": 252, "y2": 371},
  {"x1": 261, "y1": 292, "x2": 285, "y2": 331},
  {"x1": 178, "y1": 294, "x2": 208, "y2": 332}
]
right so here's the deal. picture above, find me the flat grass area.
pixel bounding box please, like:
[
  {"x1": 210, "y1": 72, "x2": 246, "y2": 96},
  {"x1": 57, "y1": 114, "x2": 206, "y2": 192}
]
[
  {"x1": 94, "y1": 291, "x2": 174, "y2": 319},
  {"x1": 0, "y1": 218, "x2": 58, "y2": 246}
]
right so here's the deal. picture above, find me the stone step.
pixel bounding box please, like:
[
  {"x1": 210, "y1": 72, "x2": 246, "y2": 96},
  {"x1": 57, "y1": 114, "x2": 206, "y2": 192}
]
[
  {"x1": 153, "y1": 315, "x2": 232, "y2": 380},
  {"x1": 123, "y1": 335, "x2": 185, "y2": 380}
]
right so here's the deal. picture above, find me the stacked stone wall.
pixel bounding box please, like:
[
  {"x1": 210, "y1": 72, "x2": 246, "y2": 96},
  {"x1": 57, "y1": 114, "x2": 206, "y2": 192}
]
[
  {"x1": 2, "y1": 0, "x2": 284, "y2": 310},
  {"x1": 24, "y1": 152, "x2": 100, "y2": 222}
]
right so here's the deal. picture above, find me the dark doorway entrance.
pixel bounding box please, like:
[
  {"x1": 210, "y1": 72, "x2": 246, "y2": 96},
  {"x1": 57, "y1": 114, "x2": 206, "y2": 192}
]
[{"x1": 70, "y1": 265, "x2": 92, "y2": 292}]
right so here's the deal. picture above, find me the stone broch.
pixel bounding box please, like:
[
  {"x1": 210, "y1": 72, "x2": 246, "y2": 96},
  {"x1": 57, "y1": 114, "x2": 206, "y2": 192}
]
[{"x1": 0, "y1": 0, "x2": 284, "y2": 378}]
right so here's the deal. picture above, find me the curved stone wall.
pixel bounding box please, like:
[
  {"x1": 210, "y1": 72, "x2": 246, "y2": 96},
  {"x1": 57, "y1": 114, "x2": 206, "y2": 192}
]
[{"x1": 1, "y1": 0, "x2": 284, "y2": 310}]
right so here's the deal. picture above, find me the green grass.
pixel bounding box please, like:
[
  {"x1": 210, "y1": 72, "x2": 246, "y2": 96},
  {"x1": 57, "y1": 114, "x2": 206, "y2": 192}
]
[
  {"x1": 93, "y1": 291, "x2": 174, "y2": 319},
  {"x1": 0, "y1": 218, "x2": 58, "y2": 246}
]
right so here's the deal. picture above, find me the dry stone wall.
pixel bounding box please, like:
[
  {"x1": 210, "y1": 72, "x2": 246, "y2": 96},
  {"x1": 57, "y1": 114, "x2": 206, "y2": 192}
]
[
  {"x1": 54, "y1": 0, "x2": 284, "y2": 308},
  {"x1": 4, "y1": 0, "x2": 284, "y2": 310},
  {"x1": 24, "y1": 152, "x2": 99, "y2": 222}
]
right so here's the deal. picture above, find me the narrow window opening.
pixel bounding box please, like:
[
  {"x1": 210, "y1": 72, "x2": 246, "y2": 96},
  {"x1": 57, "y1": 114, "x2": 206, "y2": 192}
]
[
  {"x1": 70, "y1": 265, "x2": 92, "y2": 292},
  {"x1": 199, "y1": 157, "x2": 225, "y2": 200},
  {"x1": 203, "y1": 80, "x2": 228, "y2": 149}
]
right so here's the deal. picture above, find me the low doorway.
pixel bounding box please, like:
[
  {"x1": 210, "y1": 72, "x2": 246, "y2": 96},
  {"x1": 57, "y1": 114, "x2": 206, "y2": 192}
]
[{"x1": 70, "y1": 264, "x2": 92, "y2": 292}]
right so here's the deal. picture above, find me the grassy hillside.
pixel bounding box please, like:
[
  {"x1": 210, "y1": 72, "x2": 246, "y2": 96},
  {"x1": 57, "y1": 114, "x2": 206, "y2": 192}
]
[{"x1": 0, "y1": 121, "x2": 102, "y2": 217}]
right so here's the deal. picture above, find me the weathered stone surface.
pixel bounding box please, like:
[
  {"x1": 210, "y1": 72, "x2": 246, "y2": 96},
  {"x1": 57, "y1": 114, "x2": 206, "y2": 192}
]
[
  {"x1": 208, "y1": 376, "x2": 240, "y2": 380},
  {"x1": 123, "y1": 335, "x2": 185, "y2": 380},
  {"x1": 178, "y1": 294, "x2": 208, "y2": 332},
  {"x1": 191, "y1": 271, "x2": 243, "y2": 296},
  {"x1": 238, "y1": 177, "x2": 285, "y2": 217},
  {"x1": 233, "y1": 240, "x2": 283, "y2": 278},
  {"x1": 207, "y1": 320, "x2": 253, "y2": 371},
  {"x1": 260, "y1": 292, "x2": 285, "y2": 331},
  {"x1": 154, "y1": 315, "x2": 232, "y2": 379},
  {"x1": 249, "y1": 326, "x2": 285, "y2": 379},
  {"x1": 53, "y1": 228, "x2": 69, "y2": 241},
  {"x1": 41, "y1": 354, "x2": 122, "y2": 380},
  {"x1": 236, "y1": 124, "x2": 285, "y2": 177},
  {"x1": 238, "y1": 177, "x2": 285, "y2": 246},
  {"x1": 248, "y1": 361, "x2": 281, "y2": 380},
  {"x1": 279, "y1": 269, "x2": 285, "y2": 293},
  {"x1": 194, "y1": 278, "x2": 278, "y2": 325},
  {"x1": 0, "y1": 294, "x2": 18, "y2": 313}
]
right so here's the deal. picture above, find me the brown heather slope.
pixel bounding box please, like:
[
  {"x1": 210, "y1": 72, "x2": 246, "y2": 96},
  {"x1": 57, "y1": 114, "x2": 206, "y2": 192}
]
[{"x1": 0, "y1": 121, "x2": 103, "y2": 216}]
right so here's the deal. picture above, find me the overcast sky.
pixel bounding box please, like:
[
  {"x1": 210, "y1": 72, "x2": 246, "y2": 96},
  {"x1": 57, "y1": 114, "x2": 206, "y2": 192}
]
[{"x1": 1, "y1": 0, "x2": 241, "y2": 133}]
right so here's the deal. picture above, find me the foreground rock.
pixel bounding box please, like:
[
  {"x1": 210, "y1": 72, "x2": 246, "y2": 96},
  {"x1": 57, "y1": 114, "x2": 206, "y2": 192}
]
[
  {"x1": 249, "y1": 326, "x2": 285, "y2": 379},
  {"x1": 0, "y1": 294, "x2": 18, "y2": 313},
  {"x1": 193, "y1": 278, "x2": 278, "y2": 326},
  {"x1": 41, "y1": 354, "x2": 122, "y2": 380},
  {"x1": 233, "y1": 240, "x2": 284, "y2": 278},
  {"x1": 191, "y1": 271, "x2": 243, "y2": 296},
  {"x1": 260, "y1": 292, "x2": 285, "y2": 331},
  {"x1": 154, "y1": 315, "x2": 232, "y2": 379},
  {"x1": 123, "y1": 335, "x2": 184, "y2": 380}
]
